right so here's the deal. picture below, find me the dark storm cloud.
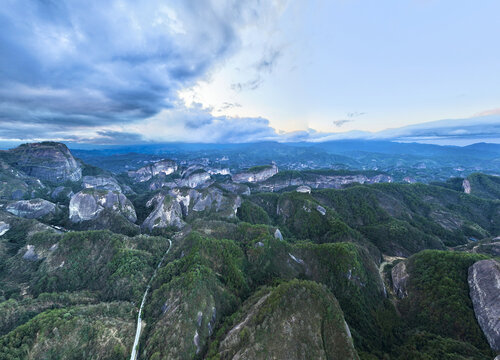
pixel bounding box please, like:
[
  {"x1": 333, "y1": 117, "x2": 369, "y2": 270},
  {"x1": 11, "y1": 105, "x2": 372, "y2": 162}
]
[{"x1": 0, "y1": 0, "x2": 270, "y2": 136}]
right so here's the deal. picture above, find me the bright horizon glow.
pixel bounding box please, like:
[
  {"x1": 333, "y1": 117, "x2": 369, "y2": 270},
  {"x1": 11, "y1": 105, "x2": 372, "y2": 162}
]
[{"x1": 0, "y1": 0, "x2": 499, "y2": 144}]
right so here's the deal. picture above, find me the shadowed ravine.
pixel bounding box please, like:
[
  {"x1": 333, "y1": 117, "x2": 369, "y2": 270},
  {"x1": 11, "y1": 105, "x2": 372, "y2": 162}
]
[{"x1": 130, "y1": 238, "x2": 172, "y2": 360}]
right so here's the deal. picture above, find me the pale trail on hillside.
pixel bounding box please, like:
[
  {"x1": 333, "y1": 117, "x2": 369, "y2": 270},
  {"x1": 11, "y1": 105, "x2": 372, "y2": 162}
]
[{"x1": 130, "y1": 239, "x2": 172, "y2": 360}]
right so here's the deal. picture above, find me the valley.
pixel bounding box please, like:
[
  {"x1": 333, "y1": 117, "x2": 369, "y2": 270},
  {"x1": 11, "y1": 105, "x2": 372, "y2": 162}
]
[{"x1": 0, "y1": 141, "x2": 499, "y2": 360}]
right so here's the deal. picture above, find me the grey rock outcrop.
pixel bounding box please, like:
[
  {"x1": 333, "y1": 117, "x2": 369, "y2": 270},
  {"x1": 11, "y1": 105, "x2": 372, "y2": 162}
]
[
  {"x1": 468, "y1": 259, "x2": 500, "y2": 352},
  {"x1": 82, "y1": 175, "x2": 122, "y2": 192},
  {"x1": 0, "y1": 221, "x2": 10, "y2": 236},
  {"x1": 22, "y1": 245, "x2": 39, "y2": 261},
  {"x1": 296, "y1": 185, "x2": 311, "y2": 193},
  {"x1": 128, "y1": 159, "x2": 178, "y2": 182},
  {"x1": 69, "y1": 189, "x2": 136, "y2": 223},
  {"x1": 6, "y1": 199, "x2": 56, "y2": 219},
  {"x1": 391, "y1": 261, "x2": 409, "y2": 299},
  {"x1": 258, "y1": 172, "x2": 392, "y2": 192},
  {"x1": 179, "y1": 170, "x2": 212, "y2": 188},
  {"x1": 232, "y1": 164, "x2": 278, "y2": 183},
  {"x1": 462, "y1": 179, "x2": 472, "y2": 194},
  {"x1": 142, "y1": 193, "x2": 185, "y2": 230},
  {"x1": 274, "y1": 228, "x2": 284, "y2": 241},
  {"x1": 316, "y1": 205, "x2": 326, "y2": 216},
  {"x1": 142, "y1": 187, "x2": 242, "y2": 231},
  {"x1": 7, "y1": 142, "x2": 82, "y2": 183}
]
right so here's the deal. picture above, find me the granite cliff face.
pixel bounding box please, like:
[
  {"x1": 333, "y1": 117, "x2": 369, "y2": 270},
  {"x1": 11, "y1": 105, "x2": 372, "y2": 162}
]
[
  {"x1": 82, "y1": 176, "x2": 122, "y2": 192},
  {"x1": 142, "y1": 192, "x2": 185, "y2": 230},
  {"x1": 391, "y1": 261, "x2": 409, "y2": 299},
  {"x1": 128, "y1": 159, "x2": 178, "y2": 182},
  {"x1": 142, "y1": 187, "x2": 242, "y2": 231},
  {"x1": 149, "y1": 169, "x2": 212, "y2": 190},
  {"x1": 6, "y1": 199, "x2": 57, "y2": 219},
  {"x1": 232, "y1": 164, "x2": 278, "y2": 183},
  {"x1": 468, "y1": 259, "x2": 500, "y2": 352},
  {"x1": 6, "y1": 142, "x2": 82, "y2": 183},
  {"x1": 258, "y1": 171, "x2": 392, "y2": 192},
  {"x1": 69, "y1": 189, "x2": 136, "y2": 223}
]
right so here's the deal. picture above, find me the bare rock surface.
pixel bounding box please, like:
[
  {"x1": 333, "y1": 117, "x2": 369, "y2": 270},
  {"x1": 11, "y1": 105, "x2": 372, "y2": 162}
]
[
  {"x1": 6, "y1": 198, "x2": 56, "y2": 219},
  {"x1": 82, "y1": 175, "x2": 122, "y2": 192},
  {"x1": 391, "y1": 261, "x2": 409, "y2": 299},
  {"x1": 468, "y1": 259, "x2": 500, "y2": 352},
  {"x1": 142, "y1": 193, "x2": 185, "y2": 230},
  {"x1": 69, "y1": 189, "x2": 136, "y2": 223},
  {"x1": 128, "y1": 159, "x2": 177, "y2": 182},
  {"x1": 7, "y1": 142, "x2": 82, "y2": 183},
  {"x1": 0, "y1": 221, "x2": 10, "y2": 236},
  {"x1": 463, "y1": 179, "x2": 472, "y2": 194},
  {"x1": 232, "y1": 164, "x2": 278, "y2": 183}
]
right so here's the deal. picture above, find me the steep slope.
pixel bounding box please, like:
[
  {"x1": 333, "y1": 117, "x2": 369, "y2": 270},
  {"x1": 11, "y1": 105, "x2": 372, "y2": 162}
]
[{"x1": 209, "y1": 280, "x2": 359, "y2": 360}]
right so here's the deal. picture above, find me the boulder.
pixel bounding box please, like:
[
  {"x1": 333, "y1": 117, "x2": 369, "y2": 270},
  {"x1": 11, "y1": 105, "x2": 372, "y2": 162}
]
[
  {"x1": 6, "y1": 199, "x2": 56, "y2": 219},
  {"x1": 391, "y1": 261, "x2": 409, "y2": 299},
  {"x1": 7, "y1": 142, "x2": 82, "y2": 183},
  {"x1": 69, "y1": 189, "x2": 136, "y2": 223},
  {"x1": 468, "y1": 259, "x2": 500, "y2": 352}
]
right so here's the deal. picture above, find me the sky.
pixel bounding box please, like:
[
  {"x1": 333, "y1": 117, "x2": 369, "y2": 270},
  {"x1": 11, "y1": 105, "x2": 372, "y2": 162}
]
[{"x1": 0, "y1": 0, "x2": 499, "y2": 145}]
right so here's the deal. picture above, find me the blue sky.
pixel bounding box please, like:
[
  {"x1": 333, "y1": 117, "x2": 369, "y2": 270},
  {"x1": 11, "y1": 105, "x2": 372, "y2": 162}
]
[{"x1": 0, "y1": 0, "x2": 499, "y2": 144}]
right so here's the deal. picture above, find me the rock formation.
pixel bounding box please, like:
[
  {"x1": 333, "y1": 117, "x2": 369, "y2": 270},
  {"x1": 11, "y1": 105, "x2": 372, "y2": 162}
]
[
  {"x1": 142, "y1": 193, "x2": 185, "y2": 230},
  {"x1": 391, "y1": 261, "x2": 409, "y2": 299},
  {"x1": 258, "y1": 171, "x2": 392, "y2": 192},
  {"x1": 462, "y1": 179, "x2": 471, "y2": 194},
  {"x1": 69, "y1": 189, "x2": 136, "y2": 223},
  {"x1": 0, "y1": 221, "x2": 10, "y2": 236},
  {"x1": 6, "y1": 199, "x2": 57, "y2": 219},
  {"x1": 128, "y1": 159, "x2": 178, "y2": 182},
  {"x1": 468, "y1": 259, "x2": 500, "y2": 352},
  {"x1": 82, "y1": 175, "x2": 122, "y2": 192},
  {"x1": 232, "y1": 164, "x2": 278, "y2": 183},
  {"x1": 6, "y1": 142, "x2": 82, "y2": 183}
]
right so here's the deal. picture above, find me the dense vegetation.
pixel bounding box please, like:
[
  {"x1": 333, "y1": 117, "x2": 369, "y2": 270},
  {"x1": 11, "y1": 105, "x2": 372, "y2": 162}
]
[{"x1": 1, "y1": 141, "x2": 499, "y2": 359}]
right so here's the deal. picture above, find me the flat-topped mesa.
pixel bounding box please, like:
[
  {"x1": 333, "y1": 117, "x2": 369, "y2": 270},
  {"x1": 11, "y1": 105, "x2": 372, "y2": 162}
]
[
  {"x1": 257, "y1": 170, "x2": 392, "y2": 192},
  {"x1": 232, "y1": 163, "x2": 278, "y2": 183},
  {"x1": 128, "y1": 159, "x2": 178, "y2": 182},
  {"x1": 7, "y1": 142, "x2": 82, "y2": 183}
]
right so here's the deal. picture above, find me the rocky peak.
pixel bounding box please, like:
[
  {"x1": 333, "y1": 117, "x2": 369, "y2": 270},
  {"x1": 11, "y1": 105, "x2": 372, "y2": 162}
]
[{"x1": 7, "y1": 142, "x2": 82, "y2": 183}]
